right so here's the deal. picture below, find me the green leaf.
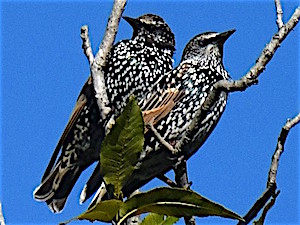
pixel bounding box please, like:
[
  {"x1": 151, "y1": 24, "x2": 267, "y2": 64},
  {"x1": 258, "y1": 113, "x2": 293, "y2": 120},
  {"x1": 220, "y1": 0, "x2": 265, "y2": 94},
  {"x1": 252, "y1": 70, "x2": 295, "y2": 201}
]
[
  {"x1": 140, "y1": 213, "x2": 179, "y2": 225},
  {"x1": 77, "y1": 199, "x2": 123, "y2": 222},
  {"x1": 61, "y1": 199, "x2": 123, "y2": 224},
  {"x1": 100, "y1": 96, "x2": 144, "y2": 198},
  {"x1": 163, "y1": 216, "x2": 180, "y2": 225},
  {"x1": 118, "y1": 187, "x2": 244, "y2": 224}
]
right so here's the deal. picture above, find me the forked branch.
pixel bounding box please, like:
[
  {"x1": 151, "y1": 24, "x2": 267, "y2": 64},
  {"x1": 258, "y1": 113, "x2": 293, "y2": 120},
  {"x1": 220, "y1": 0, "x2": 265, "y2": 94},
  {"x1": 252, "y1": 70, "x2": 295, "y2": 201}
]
[
  {"x1": 237, "y1": 113, "x2": 300, "y2": 225},
  {"x1": 275, "y1": 0, "x2": 284, "y2": 29},
  {"x1": 81, "y1": 0, "x2": 127, "y2": 120},
  {"x1": 203, "y1": 5, "x2": 300, "y2": 109},
  {"x1": 177, "y1": 3, "x2": 300, "y2": 151}
]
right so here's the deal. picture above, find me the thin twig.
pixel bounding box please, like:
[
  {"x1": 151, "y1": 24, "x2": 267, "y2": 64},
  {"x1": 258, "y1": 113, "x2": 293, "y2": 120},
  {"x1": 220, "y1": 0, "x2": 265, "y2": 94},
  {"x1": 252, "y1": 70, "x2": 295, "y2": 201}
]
[
  {"x1": 0, "y1": 202, "x2": 5, "y2": 225},
  {"x1": 237, "y1": 186, "x2": 276, "y2": 225},
  {"x1": 275, "y1": 0, "x2": 284, "y2": 29},
  {"x1": 82, "y1": 0, "x2": 127, "y2": 120},
  {"x1": 268, "y1": 112, "x2": 300, "y2": 186},
  {"x1": 146, "y1": 123, "x2": 179, "y2": 154},
  {"x1": 237, "y1": 112, "x2": 300, "y2": 225},
  {"x1": 253, "y1": 191, "x2": 280, "y2": 225},
  {"x1": 80, "y1": 25, "x2": 94, "y2": 65},
  {"x1": 157, "y1": 174, "x2": 177, "y2": 187}
]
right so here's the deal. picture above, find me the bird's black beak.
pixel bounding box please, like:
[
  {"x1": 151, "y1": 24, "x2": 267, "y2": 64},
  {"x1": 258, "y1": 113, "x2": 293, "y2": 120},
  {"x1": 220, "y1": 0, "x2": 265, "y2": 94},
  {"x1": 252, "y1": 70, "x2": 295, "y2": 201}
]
[
  {"x1": 216, "y1": 29, "x2": 236, "y2": 43},
  {"x1": 123, "y1": 16, "x2": 142, "y2": 29}
]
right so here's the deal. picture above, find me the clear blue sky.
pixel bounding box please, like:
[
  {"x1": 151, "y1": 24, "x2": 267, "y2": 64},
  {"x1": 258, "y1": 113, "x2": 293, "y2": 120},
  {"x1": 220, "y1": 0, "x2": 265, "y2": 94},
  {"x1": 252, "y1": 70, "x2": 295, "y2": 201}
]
[{"x1": 1, "y1": 1, "x2": 299, "y2": 224}]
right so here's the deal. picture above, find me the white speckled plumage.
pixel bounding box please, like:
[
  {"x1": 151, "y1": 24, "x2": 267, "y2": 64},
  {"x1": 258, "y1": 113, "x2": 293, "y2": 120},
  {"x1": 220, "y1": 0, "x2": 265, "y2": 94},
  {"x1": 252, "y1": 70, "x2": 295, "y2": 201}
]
[
  {"x1": 33, "y1": 14, "x2": 175, "y2": 213},
  {"x1": 141, "y1": 30, "x2": 234, "y2": 155},
  {"x1": 88, "y1": 30, "x2": 236, "y2": 207}
]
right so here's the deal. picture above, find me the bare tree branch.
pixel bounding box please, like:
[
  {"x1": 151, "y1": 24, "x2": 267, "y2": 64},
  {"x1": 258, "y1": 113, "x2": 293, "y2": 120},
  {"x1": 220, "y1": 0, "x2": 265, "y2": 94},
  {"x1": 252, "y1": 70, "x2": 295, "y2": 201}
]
[
  {"x1": 236, "y1": 186, "x2": 276, "y2": 225},
  {"x1": 237, "y1": 112, "x2": 300, "y2": 225},
  {"x1": 80, "y1": 25, "x2": 94, "y2": 65},
  {"x1": 253, "y1": 191, "x2": 280, "y2": 225},
  {"x1": 177, "y1": 6, "x2": 300, "y2": 151},
  {"x1": 275, "y1": 0, "x2": 284, "y2": 29},
  {"x1": 283, "y1": 112, "x2": 300, "y2": 129},
  {"x1": 146, "y1": 123, "x2": 179, "y2": 154},
  {"x1": 81, "y1": 0, "x2": 127, "y2": 120},
  {"x1": 0, "y1": 202, "x2": 5, "y2": 225},
  {"x1": 157, "y1": 174, "x2": 177, "y2": 187},
  {"x1": 268, "y1": 112, "x2": 300, "y2": 186},
  {"x1": 119, "y1": 3, "x2": 300, "y2": 223},
  {"x1": 78, "y1": 0, "x2": 126, "y2": 214},
  {"x1": 92, "y1": 0, "x2": 127, "y2": 120},
  {"x1": 205, "y1": 6, "x2": 299, "y2": 107}
]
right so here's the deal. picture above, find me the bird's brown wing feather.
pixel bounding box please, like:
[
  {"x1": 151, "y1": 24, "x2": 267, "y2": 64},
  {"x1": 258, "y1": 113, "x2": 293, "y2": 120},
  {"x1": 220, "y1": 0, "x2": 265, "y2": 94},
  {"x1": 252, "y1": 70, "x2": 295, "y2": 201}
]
[
  {"x1": 41, "y1": 84, "x2": 88, "y2": 181},
  {"x1": 142, "y1": 89, "x2": 185, "y2": 133},
  {"x1": 141, "y1": 61, "x2": 194, "y2": 132}
]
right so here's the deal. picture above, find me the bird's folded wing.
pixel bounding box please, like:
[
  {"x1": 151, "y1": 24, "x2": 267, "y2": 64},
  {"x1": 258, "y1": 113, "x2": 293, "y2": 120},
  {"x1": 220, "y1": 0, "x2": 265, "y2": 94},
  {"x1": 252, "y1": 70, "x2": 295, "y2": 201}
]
[
  {"x1": 41, "y1": 83, "x2": 88, "y2": 181},
  {"x1": 142, "y1": 88, "x2": 185, "y2": 132}
]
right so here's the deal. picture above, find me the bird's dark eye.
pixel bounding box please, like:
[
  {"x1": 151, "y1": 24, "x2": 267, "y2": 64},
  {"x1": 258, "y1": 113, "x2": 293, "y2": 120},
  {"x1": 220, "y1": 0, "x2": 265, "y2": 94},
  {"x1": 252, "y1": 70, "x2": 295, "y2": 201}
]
[
  {"x1": 198, "y1": 38, "x2": 210, "y2": 47},
  {"x1": 197, "y1": 40, "x2": 204, "y2": 46},
  {"x1": 143, "y1": 23, "x2": 153, "y2": 31}
]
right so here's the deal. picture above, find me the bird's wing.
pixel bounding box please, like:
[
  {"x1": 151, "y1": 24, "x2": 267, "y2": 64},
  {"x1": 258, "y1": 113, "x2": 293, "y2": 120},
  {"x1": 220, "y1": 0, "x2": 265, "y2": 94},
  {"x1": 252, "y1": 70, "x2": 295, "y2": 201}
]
[
  {"x1": 41, "y1": 78, "x2": 90, "y2": 181},
  {"x1": 142, "y1": 89, "x2": 185, "y2": 132},
  {"x1": 140, "y1": 62, "x2": 193, "y2": 132}
]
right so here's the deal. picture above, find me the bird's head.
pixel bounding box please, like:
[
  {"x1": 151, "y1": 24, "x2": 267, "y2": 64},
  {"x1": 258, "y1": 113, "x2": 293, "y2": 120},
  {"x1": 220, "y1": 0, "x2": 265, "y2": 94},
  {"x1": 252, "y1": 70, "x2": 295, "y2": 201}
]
[
  {"x1": 181, "y1": 29, "x2": 235, "y2": 62},
  {"x1": 123, "y1": 14, "x2": 175, "y2": 51}
]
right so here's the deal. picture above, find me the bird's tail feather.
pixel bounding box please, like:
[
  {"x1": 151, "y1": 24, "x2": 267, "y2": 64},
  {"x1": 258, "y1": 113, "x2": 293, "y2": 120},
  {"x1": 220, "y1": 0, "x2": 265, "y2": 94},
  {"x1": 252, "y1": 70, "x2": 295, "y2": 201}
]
[
  {"x1": 80, "y1": 162, "x2": 103, "y2": 204},
  {"x1": 33, "y1": 163, "x2": 61, "y2": 202},
  {"x1": 33, "y1": 162, "x2": 81, "y2": 213}
]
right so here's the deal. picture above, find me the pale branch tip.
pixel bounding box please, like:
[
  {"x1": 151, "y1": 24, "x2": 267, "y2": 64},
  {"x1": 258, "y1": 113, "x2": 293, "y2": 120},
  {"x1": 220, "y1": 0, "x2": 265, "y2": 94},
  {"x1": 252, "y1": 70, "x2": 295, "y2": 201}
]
[
  {"x1": 284, "y1": 112, "x2": 300, "y2": 130},
  {"x1": 88, "y1": 0, "x2": 127, "y2": 120},
  {"x1": 0, "y1": 202, "x2": 5, "y2": 225},
  {"x1": 275, "y1": 0, "x2": 284, "y2": 29},
  {"x1": 80, "y1": 25, "x2": 94, "y2": 65},
  {"x1": 94, "y1": 0, "x2": 127, "y2": 68},
  {"x1": 268, "y1": 112, "x2": 300, "y2": 186}
]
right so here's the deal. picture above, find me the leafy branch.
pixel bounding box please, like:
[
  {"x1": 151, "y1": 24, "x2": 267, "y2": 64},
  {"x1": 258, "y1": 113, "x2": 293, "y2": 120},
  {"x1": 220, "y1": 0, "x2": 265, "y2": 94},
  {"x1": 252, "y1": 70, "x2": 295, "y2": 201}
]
[
  {"x1": 63, "y1": 0, "x2": 299, "y2": 224},
  {"x1": 61, "y1": 98, "x2": 244, "y2": 225}
]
